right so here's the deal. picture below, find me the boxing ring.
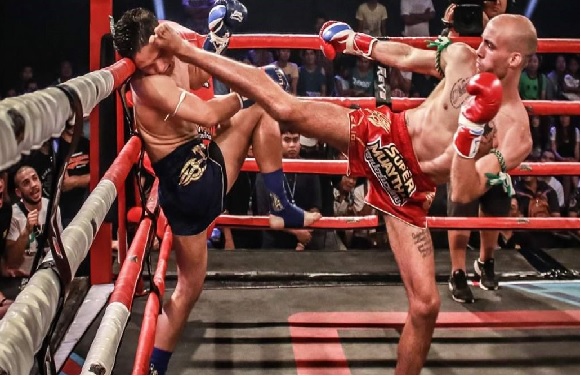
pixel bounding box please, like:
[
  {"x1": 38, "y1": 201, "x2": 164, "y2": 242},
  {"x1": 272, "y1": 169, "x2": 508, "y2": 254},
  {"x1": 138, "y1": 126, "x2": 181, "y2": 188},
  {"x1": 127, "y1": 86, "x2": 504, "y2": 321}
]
[{"x1": 0, "y1": 17, "x2": 579, "y2": 375}]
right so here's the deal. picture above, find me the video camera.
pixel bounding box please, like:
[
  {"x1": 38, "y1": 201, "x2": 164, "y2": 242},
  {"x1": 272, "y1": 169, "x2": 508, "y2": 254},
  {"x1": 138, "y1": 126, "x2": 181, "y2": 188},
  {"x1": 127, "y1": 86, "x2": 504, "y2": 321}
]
[{"x1": 447, "y1": 0, "x2": 493, "y2": 36}]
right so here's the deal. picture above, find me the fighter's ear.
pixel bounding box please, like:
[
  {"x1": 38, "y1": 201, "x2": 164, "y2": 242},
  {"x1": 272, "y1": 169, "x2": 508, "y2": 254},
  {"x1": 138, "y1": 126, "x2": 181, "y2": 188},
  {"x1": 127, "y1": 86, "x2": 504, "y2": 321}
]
[{"x1": 509, "y1": 52, "x2": 523, "y2": 68}]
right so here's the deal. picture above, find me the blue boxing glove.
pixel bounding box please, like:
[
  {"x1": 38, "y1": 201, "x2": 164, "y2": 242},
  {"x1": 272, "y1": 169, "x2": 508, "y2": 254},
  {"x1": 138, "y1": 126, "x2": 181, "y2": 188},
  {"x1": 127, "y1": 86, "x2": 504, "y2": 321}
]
[
  {"x1": 235, "y1": 65, "x2": 289, "y2": 109},
  {"x1": 203, "y1": 0, "x2": 248, "y2": 55},
  {"x1": 263, "y1": 64, "x2": 290, "y2": 93}
]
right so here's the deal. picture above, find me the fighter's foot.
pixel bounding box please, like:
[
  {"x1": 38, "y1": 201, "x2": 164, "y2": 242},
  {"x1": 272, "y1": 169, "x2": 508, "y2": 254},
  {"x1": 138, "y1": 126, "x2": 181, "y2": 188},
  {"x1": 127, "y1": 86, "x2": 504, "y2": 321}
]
[{"x1": 269, "y1": 204, "x2": 321, "y2": 229}]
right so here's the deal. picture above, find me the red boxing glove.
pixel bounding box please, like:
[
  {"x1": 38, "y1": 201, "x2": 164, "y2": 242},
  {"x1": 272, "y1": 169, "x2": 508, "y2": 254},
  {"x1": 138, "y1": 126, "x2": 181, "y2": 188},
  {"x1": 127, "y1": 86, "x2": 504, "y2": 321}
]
[
  {"x1": 319, "y1": 21, "x2": 377, "y2": 60},
  {"x1": 463, "y1": 72, "x2": 503, "y2": 124},
  {"x1": 454, "y1": 72, "x2": 502, "y2": 158}
]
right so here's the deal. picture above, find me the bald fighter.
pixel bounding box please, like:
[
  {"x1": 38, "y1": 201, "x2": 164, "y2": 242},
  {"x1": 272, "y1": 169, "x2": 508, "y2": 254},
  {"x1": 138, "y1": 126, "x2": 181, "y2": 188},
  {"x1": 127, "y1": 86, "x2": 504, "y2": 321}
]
[
  {"x1": 113, "y1": 4, "x2": 319, "y2": 374},
  {"x1": 442, "y1": 0, "x2": 512, "y2": 304},
  {"x1": 149, "y1": 13, "x2": 535, "y2": 374}
]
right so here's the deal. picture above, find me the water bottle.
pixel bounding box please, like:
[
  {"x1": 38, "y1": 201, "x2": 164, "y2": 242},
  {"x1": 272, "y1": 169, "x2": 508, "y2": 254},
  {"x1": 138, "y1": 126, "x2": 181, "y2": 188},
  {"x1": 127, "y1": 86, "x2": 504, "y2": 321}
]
[{"x1": 27, "y1": 230, "x2": 37, "y2": 256}]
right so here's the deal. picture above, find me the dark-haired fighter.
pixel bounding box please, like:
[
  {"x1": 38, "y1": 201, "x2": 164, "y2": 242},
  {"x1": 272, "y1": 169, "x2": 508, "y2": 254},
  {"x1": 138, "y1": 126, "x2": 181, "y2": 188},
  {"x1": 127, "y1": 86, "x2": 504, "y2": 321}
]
[{"x1": 113, "y1": 4, "x2": 319, "y2": 373}]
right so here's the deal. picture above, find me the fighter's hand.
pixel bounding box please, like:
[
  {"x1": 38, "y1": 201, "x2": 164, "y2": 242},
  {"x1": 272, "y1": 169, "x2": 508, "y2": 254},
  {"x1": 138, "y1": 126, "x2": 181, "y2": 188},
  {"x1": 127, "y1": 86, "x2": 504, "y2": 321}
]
[
  {"x1": 203, "y1": 0, "x2": 248, "y2": 55},
  {"x1": 453, "y1": 72, "x2": 502, "y2": 158},
  {"x1": 319, "y1": 21, "x2": 377, "y2": 60},
  {"x1": 464, "y1": 72, "x2": 503, "y2": 124},
  {"x1": 149, "y1": 23, "x2": 185, "y2": 53},
  {"x1": 26, "y1": 209, "x2": 39, "y2": 233}
]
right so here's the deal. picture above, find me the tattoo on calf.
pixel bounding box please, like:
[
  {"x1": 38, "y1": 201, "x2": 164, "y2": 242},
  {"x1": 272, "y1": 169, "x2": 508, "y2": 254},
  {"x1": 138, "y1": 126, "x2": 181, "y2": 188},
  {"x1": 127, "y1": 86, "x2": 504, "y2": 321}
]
[
  {"x1": 411, "y1": 229, "x2": 432, "y2": 258},
  {"x1": 449, "y1": 77, "x2": 470, "y2": 109}
]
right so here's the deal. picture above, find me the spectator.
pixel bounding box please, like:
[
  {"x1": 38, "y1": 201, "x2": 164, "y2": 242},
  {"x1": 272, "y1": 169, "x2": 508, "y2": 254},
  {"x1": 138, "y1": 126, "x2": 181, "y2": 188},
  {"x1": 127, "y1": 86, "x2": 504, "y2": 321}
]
[
  {"x1": 222, "y1": 148, "x2": 261, "y2": 250},
  {"x1": 514, "y1": 173, "x2": 561, "y2": 248},
  {"x1": 0, "y1": 174, "x2": 12, "y2": 258},
  {"x1": 529, "y1": 115, "x2": 549, "y2": 158},
  {"x1": 519, "y1": 54, "x2": 548, "y2": 100},
  {"x1": 248, "y1": 49, "x2": 275, "y2": 67},
  {"x1": 181, "y1": 0, "x2": 214, "y2": 34},
  {"x1": 550, "y1": 115, "x2": 580, "y2": 162},
  {"x1": 515, "y1": 175, "x2": 560, "y2": 218},
  {"x1": 4, "y1": 88, "x2": 17, "y2": 98},
  {"x1": 333, "y1": 176, "x2": 375, "y2": 249},
  {"x1": 58, "y1": 123, "x2": 90, "y2": 228},
  {"x1": 549, "y1": 114, "x2": 580, "y2": 208},
  {"x1": 24, "y1": 81, "x2": 39, "y2": 93},
  {"x1": 274, "y1": 49, "x2": 299, "y2": 96},
  {"x1": 53, "y1": 60, "x2": 74, "y2": 85},
  {"x1": 0, "y1": 174, "x2": 16, "y2": 315},
  {"x1": 4, "y1": 166, "x2": 63, "y2": 277},
  {"x1": 23, "y1": 141, "x2": 53, "y2": 198},
  {"x1": 355, "y1": 0, "x2": 388, "y2": 37},
  {"x1": 350, "y1": 56, "x2": 374, "y2": 97},
  {"x1": 400, "y1": 0, "x2": 435, "y2": 37},
  {"x1": 16, "y1": 65, "x2": 34, "y2": 95},
  {"x1": 547, "y1": 54, "x2": 567, "y2": 100},
  {"x1": 0, "y1": 290, "x2": 12, "y2": 320},
  {"x1": 568, "y1": 182, "x2": 580, "y2": 219},
  {"x1": 334, "y1": 61, "x2": 354, "y2": 97},
  {"x1": 482, "y1": 0, "x2": 508, "y2": 20},
  {"x1": 390, "y1": 67, "x2": 412, "y2": 98},
  {"x1": 539, "y1": 149, "x2": 566, "y2": 209},
  {"x1": 297, "y1": 49, "x2": 327, "y2": 97},
  {"x1": 497, "y1": 195, "x2": 522, "y2": 249},
  {"x1": 562, "y1": 55, "x2": 580, "y2": 101},
  {"x1": 255, "y1": 127, "x2": 323, "y2": 250},
  {"x1": 442, "y1": 0, "x2": 507, "y2": 37}
]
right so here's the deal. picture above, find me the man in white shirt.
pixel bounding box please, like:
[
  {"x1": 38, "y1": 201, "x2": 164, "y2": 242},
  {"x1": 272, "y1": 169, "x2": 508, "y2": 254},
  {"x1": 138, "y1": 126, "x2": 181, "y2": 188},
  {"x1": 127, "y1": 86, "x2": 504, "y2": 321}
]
[
  {"x1": 356, "y1": 0, "x2": 388, "y2": 37},
  {"x1": 400, "y1": 0, "x2": 435, "y2": 37},
  {"x1": 5, "y1": 166, "x2": 62, "y2": 277}
]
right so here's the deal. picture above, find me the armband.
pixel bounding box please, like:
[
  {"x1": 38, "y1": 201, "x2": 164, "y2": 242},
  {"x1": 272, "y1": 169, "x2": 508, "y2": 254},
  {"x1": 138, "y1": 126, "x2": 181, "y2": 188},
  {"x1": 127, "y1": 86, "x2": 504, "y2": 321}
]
[
  {"x1": 485, "y1": 172, "x2": 513, "y2": 197},
  {"x1": 426, "y1": 36, "x2": 452, "y2": 77},
  {"x1": 164, "y1": 90, "x2": 187, "y2": 122},
  {"x1": 489, "y1": 148, "x2": 507, "y2": 173}
]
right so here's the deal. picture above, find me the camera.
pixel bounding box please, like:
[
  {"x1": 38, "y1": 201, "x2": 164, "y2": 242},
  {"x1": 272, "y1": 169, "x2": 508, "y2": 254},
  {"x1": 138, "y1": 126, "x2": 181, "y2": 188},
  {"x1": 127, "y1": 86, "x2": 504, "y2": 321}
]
[{"x1": 448, "y1": 0, "x2": 489, "y2": 36}]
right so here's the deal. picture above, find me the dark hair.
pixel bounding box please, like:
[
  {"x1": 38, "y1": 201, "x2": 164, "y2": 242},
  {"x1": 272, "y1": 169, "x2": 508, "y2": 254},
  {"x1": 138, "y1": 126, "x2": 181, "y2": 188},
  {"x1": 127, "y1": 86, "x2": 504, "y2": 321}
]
[
  {"x1": 113, "y1": 8, "x2": 159, "y2": 59},
  {"x1": 279, "y1": 122, "x2": 297, "y2": 135}
]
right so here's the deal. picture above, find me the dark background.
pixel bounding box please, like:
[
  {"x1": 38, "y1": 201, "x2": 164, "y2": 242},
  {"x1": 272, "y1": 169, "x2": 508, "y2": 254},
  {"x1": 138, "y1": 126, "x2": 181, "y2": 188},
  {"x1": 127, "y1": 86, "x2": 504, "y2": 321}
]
[{"x1": 0, "y1": 0, "x2": 579, "y2": 94}]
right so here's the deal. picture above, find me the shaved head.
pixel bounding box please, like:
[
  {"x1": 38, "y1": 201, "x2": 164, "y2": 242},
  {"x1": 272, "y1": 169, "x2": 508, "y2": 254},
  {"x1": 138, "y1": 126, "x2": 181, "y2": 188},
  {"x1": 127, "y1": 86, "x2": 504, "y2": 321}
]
[
  {"x1": 476, "y1": 13, "x2": 539, "y2": 81},
  {"x1": 490, "y1": 14, "x2": 538, "y2": 58}
]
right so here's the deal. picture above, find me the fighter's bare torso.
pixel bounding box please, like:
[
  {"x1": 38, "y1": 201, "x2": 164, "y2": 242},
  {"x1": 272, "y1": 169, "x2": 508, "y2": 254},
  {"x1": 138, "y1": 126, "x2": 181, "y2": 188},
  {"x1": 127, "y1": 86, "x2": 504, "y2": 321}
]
[
  {"x1": 403, "y1": 43, "x2": 527, "y2": 185},
  {"x1": 131, "y1": 57, "x2": 200, "y2": 163}
]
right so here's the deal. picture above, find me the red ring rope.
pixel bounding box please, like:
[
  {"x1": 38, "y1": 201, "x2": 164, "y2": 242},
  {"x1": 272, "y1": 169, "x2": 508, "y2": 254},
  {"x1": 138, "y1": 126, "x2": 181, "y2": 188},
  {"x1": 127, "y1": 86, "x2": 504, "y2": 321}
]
[
  {"x1": 241, "y1": 159, "x2": 580, "y2": 177},
  {"x1": 308, "y1": 97, "x2": 580, "y2": 116},
  {"x1": 214, "y1": 214, "x2": 579, "y2": 230},
  {"x1": 217, "y1": 34, "x2": 581, "y2": 53}
]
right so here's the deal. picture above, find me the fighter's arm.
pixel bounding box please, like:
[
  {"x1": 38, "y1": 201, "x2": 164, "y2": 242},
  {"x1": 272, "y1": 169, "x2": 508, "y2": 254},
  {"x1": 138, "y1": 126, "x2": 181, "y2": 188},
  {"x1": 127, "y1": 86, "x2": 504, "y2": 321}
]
[
  {"x1": 320, "y1": 20, "x2": 473, "y2": 77},
  {"x1": 380, "y1": 40, "x2": 473, "y2": 77},
  {"x1": 451, "y1": 113, "x2": 532, "y2": 203},
  {"x1": 135, "y1": 74, "x2": 241, "y2": 128}
]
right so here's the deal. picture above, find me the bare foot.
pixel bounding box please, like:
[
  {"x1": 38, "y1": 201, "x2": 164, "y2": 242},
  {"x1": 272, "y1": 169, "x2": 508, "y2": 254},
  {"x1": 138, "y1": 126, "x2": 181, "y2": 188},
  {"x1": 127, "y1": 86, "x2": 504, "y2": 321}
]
[{"x1": 269, "y1": 210, "x2": 321, "y2": 229}]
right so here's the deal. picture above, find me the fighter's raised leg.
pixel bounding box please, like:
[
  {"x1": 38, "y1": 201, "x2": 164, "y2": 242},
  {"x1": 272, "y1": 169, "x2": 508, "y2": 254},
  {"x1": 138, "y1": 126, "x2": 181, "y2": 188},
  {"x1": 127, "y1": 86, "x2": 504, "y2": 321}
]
[{"x1": 149, "y1": 24, "x2": 352, "y2": 153}]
